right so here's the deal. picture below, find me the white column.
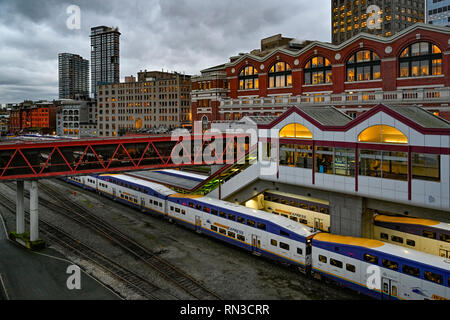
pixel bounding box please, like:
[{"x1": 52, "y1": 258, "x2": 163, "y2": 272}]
[
  {"x1": 16, "y1": 180, "x2": 25, "y2": 234},
  {"x1": 29, "y1": 181, "x2": 39, "y2": 242}
]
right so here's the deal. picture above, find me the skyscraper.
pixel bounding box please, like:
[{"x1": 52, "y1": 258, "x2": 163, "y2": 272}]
[
  {"x1": 58, "y1": 53, "x2": 89, "y2": 99},
  {"x1": 332, "y1": 0, "x2": 425, "y2": 45},
  {"x1": 90, "y1": 26, "x2": 120, "y2": 98},
  {"x1": 427, "y1": 0, "x2": 450, "y2": 26}
]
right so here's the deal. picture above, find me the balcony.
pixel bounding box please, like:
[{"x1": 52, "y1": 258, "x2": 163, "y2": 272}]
[{"x1": 220, "y1": 87, "x2": 450, "y2": 108}]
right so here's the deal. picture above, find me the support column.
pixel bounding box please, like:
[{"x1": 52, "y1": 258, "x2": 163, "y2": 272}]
[
  {"x1": 16, "y1": 180, "x2": 25, "y2": 234},
  {"x1": 29, "y1": 181, "x2": 39, "y2": 242}
]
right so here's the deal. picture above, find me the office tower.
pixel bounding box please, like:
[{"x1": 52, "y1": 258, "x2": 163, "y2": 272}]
[
  {"x1": 332, "y1": 0, "x2": 425, "y2": 45},
  {"x1": 90, "y1": 26, "x2": 121, "y2": 98},
  {"x1": 427, "y1": 0, "x2": 450, "y2": 26},
  {"x1": 58, "y1": 53, "x2": 89, "y2": 99}
]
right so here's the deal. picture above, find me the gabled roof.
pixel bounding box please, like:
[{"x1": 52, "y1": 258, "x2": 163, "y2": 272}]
[{"x1": 259, "y1": 104, "x2": 450, "y2": 135}]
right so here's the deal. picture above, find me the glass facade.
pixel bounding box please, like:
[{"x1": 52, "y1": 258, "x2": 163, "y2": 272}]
[
  {"x1": 269, "y1": 62, "x2": 292, "y2": 88},
  {"x1": 304, "y1": 57, "x2": 332, "y2": 85},
  {"x1": 399, "y1": 42, "x2": 442, "y2": 78},
  {"x1": 347, "y1": 50, "x2": 381, "y2": 82},
  {"x1": 239, "y1": 66, "x2": 259, "y2": 90}
]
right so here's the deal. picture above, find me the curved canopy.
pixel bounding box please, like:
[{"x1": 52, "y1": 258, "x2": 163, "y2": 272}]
[
  {"x1": 358, "y1": 125, "x2": 408, "y2": 144},
  {"x1": 279, "y1": 123, "x2": 313, "y2": 139}
]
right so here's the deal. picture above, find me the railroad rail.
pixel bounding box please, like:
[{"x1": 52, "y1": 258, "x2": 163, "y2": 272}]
[
  {"x1": 4, "y1": 181, "x2": 222, "y2": 300},
  {"x1": 0, "y1": 192, "x2": 176, "y2": 300}
]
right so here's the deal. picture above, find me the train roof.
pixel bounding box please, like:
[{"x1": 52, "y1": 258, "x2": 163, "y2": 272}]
[
  {"x1": 100, "y1": 174, "x2": 176, "y2": 196},
  {"x1": 170, "y1": 194, "x2": 318, "y2": 238},
  {"x1": 374, "y1": 215, "x2": 450, "y2": 231},
  {"x1": 265, "y1": 190, "x2": 330, "y2": 206},
  {"x1": 313, "y1": 233, "x2": 450, "y2": 272},
  {"x1": 154, "y1": 169, "x2": 208, "y2": 182}
]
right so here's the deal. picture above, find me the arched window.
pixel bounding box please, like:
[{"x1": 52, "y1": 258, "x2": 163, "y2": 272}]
[
  {"x1": 347, "y1": 50, "x2": 381, "y2": 82},
  {"x1": 358, "y1": 125, "x2": 408, "y2": 144},
  {"x1": 399, "y1": 42, "x2": 442, "y2": 78},
  {"x1": 279, "y1": 123, "x2": 313, "y2": 139},
  {"x1": 304, "y1": 57, "x2": 332, "y2": 85},
  {"x1": 269, "y1": 62, "x2": 292, "y2": 88},
  {"x1": 239, "y1": 66, "x2": 259, "y2": 90}
]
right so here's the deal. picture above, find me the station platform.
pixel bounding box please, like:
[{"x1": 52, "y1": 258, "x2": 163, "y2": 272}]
[
  {"x1": 127, "y1": 170, "x2": 207, "y2": 190},
  {"x1": 0, "y1": 215, "x2": 120, "y2": 300}
]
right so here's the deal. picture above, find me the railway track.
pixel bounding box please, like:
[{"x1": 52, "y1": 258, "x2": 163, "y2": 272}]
[
  {"x1": 0, "y1": 192, "x2": 176, "y2": 300},
  {"x1": 3, "y1": 181, "x2": 222, "y2": 300}
]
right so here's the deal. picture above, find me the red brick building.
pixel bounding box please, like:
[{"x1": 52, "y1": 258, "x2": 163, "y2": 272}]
[
  {"x1": 9, "y1": 101, "x2": 57, "y2": 134},
  {"x1": 192, "y1": 23, "x2": 450, "y2": 127}
]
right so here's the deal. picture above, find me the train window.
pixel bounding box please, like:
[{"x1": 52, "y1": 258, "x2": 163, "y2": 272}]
[
  {"x1": 170, "y1": 206, "x2": 174, "y2": 211},
  {"x1": 228, "y1": 231, "x2": 236, "y2": 238},
  {"x1": 280, "y1": 230, "x2": 290, "y2": 237},
  {"x1": 247, "y1": 220, "x2": 255, "y2": 227},
  {"x1": 203, "y1": 207, "x2": 210, "y2": 213},
  {"x1": 281, "y1": 199, "x2": 288, "y2": 205},
  {"x1": 319, "y1": 255, "x2": 327, "y2": 263},
  {"x1": 264, "y1": 195, "x2": 270, "y2": 201},
  {"x1": 237, "y1": 217, "x2": 246, "y2": 224},
  {"x1": 196, "y1": 204, "x2": 202, "y2": 210},
  {"x1": 271, "y1": 239, "x2": 278, "y2": 246},
  {"x1": 402, "y1": 265, "x2": 420, "y2": 278},
  {"x1": 280, "y1": 242, "x2": 290, "y2": 251},
  {"x1": 175, "y1": 208, "x2": 180, "y2": 213},
  {"x1": 211, "y1": 209, "x2": 218, "y2": 216},
  {"x1": 219, "y1": 228, "x2": 227, "y2": 235},
  {"x1": 228, "y1": 214, "x2": 236, "y2": 221},
  {"x1": 297, "y1": 248, "x2": 303, "y2": 255},
  {"x1": 290, "y1": 217, "x2": 298, "y2": 222},
  {"x1": 309, "y1": 205, "x2": 319, "y2": 212},
  {"x1": 300, "y1": 203, "x2": 308, "y2": 209},
  {"x1": 330, "y1": 259, "x2": 343, "y2": 269},
  {"x1": 382, "y1": 259, "x2": 399, "y2": 271},
  {"x1": 300, "y1": 219, "x2": 308, "y2": 225},
  {"x1": 148, "y1": 199, "x2": 153, "y2": 204},
  {"x1": 219, "y1": 212, "x2": 227, "y2": 218},
  {"x1": 440, "y1": 234, "x2": 450, "y2": 243},
  {"x1": 290, "y1": 201, "x2": 298, "y2": 207},
  {"x1": 188, "y1": 202, "x2": 194, "y2": 208},
  {"x1": 211, "y1": 226, "x2": 218, "y2": 232},
  {"x1": 364, "y1": 254, "x2": 379, "y2": 265},
  {"x1": 281, "y1": 214, "x2": 289, "y2": 219},
  {"x1": 423, "y1": 230, "x2": 436, "y2": 239},
  {"x1": 257, "y1": 223, "x2": 266, "y2": 230},
  {"x1": 320, "y1": 208, "x2": 329, "y2": 214},
  {"x1": 391, "y1": 236, "x2": 404, "y2": 244},
  {"x1": 380, "y1": 233, "x2": 389, "y2": 240},
  {"x1": 346, "y1": 264, "x2": 356, "y2": 273},
  {"x1": 159, "y1": 203, "x2": 162, "y2": 208},
  {"x1": 125, "y1": 196, "x2": 129, "y2": 200},
  {"x1": 424, "y1": 271, "x2": 443, "y2": 285},
  {"x1": 406, "y1": 239, "x2": 416, "y2": 247},
  {"x1": 272, "y1": 197, "x2": 279, "y2": 203},
  {"x1": 237, "y1": 235, "x2": 245, "y2": 242},
  {"x1": 181, "y1": 210, "x2": 186, "y2": 215}
]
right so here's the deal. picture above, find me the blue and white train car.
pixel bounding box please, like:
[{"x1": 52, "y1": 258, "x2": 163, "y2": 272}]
[
  {"x1": 167, "y1": 194, "x2": 319, "y2": 272},
  {"x1": 311, "y1": 233, "x2": 450, "y2": 300},
  {"x1": 154, "y1": 169, "x2": 208, "y2": 183}
]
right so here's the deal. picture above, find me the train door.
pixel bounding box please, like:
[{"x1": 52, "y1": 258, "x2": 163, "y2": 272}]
[
  {"x1": 112, "y1": 188, "x2": 116, "y2": 198},
  {"x1": 195, "y1": 216, "x2": 202, "y2": 233},
  {"x1": 382, "y1": 278, "x2": 399, "y2": 300},
  {"x1": 439, "y1": 249, "x2": 450, "y2": 259},
  {"x1": 314, "y1": 218, "x2": 323, "y2": 231},
  {"x1": 140, "y1": 197, "x2": 146, "y2": 210},
  {"x1": 251, "y1": 235, "x2": 261, "y2": 254}
]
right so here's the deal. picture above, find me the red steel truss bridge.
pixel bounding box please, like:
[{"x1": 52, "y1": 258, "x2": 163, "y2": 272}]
[{"x1": 0, "y1": 134, "x2": 249, "y2": 181}]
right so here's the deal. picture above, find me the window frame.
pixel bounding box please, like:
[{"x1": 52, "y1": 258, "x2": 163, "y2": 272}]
[
  {"x1": 346, "y1": 50, "x2": 381, "y2": 82},
  {"x1": 399, "y1": 42, "x2": 442, "y2": 78}
]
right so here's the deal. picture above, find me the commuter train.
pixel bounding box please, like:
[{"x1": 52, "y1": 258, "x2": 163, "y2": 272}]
[
  {"x1": 64, "y1": 173, "x2": 450, "y2": 300},
  {"x1": 263, "y1": 190, "x2": 331, "y2": 232},
  {"x1": 373, "y1": 214, "x2": 450, "y2": 259}
]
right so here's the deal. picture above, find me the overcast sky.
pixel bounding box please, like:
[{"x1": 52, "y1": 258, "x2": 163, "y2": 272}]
[{"x1": 0, "y1": 0, "x2": 331, "y2": 103}]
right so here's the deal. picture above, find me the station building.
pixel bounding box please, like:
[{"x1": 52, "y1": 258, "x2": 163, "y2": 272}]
[
  {"x1": 9, "y1": 101, "x2": 57, "y2": 135},
  {"x1": 192, "y1": 23, "x2": 450, "y2": 128},
  {"x1": 210, "y1": 104, "x2": 450, "y2": 238}
]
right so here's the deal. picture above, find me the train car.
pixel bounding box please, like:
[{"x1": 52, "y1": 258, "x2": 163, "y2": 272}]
[
  {"x1": 311, "y1": 233, "x2": 450, "y2": 300},
  {"x1": 167, "y1": 194, "x2": 319, "y2": 272},
  {"x1": 65, "y1": 175, "x2": 98, "y2": 192},
  {"x1": 95, "y1": 174, "x2": 176, "y2": 217},
  {"x1": 373, "y1": 215, "x2": 450, "y2": 259},
  {"x1": 263, "y1": 190, "x2": 330, "y2": 232}
]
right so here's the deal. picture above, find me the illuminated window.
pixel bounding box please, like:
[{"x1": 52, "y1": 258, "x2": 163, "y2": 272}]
[
  {"x1": 347, "y1": 50, "x2": 381, "y2": 82},
  {"x1": 239, "y1": 66, "x2": 259, "y2": 90},
  {"x1": 399, "y1": 42, "x2": 442, "y2": 78},
  {"x1": 279, "y1": 123, "x2": 313, "y2": 139},
  {"x1": 358, "y1": 125, "x2": 408, "y2": 144},
  {"x1": 304, "y1": 57, "x2": 332, "y2": 85},
  {"x1": 268, "y1": 62, "x2": 292, "y2": 88}
]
